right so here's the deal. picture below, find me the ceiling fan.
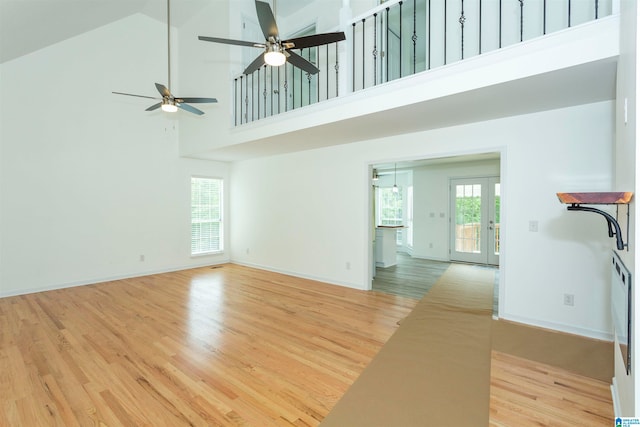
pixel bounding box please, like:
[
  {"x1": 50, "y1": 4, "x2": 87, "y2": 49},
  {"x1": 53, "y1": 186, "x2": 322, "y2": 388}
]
[
  {"x1": 198, "y1": 0, "x2": 346, "y2": 75},
  {"x1": 112, "y1": 0, "x2": 217, "y2": 115}
]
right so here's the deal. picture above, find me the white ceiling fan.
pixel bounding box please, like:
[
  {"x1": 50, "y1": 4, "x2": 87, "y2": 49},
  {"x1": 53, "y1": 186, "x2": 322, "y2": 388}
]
[{"x1": 112, "y1": 0, "x2": 217, "y2": 115}]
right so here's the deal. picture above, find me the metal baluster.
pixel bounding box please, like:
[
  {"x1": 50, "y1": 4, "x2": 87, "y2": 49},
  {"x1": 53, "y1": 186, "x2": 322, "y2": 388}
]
[
  {"x1": 459, "y1": 0, "x2": 465, "y2": 60},
  {"x1": 244, "y1": 75, "x2": 248, "y2": 124},
  {"x1": 399, "y1": 1, "x2": 403, "y2": 77},
  {"x1": 307, "y1": 49, "x2": 312, "y2": 105},
  {"x1": 362, "y1": 18, "x2": 366, "y2": 89},
  {"x1": 284, "y1": 65, "x2": 289, "y2": 112},
  {"x1": 251, "y1": 73, "x2": 254, "y2": 122},
  {"x1": 257, "y1": 68, "x2": 260, "y2": 119},
  {"x1": 498, "y1": 0, "x2": 502, "y2": 48},
  {"x1": 428, "y1": 0, "x2": 431, "y2": 69},
  {"x1": 316, "y1": 46, "x2": 320, "y2": 103},
  {"x1": 478, "y1": 0, "x2": 482, "y2": 54},
  {"x1": 352, "y1": 22, "x2": 356, "y2": 91},
  {"x1": 373, "y1": 13, "x2": 378, "y2": 85},
  {"x1": 234, "y1": 78, "x2": 238, "y2": 126},
  {"x1": 543, "y1": 0, "x2": 547, "y2": 34},
  {"x1": 270, "y1": 66, "x2": 273, "y2": 117},
  {"x1": 519, "y1": 0, "x2": 523, "y2": 42},
  {"x1": 386, "y1": 7, "x2": 390, "y2": 80},
  {"x1": 263, "y1": 66, "x2": 267, "y2": 118},
  {"x1": 595, "y1": 0, "x2": 599, "y2": 19},
  {"x1": 326, "y1": 44, "x2": 329, "y2": 101},
  {"x1": 300, "y1": 49, "x2": 303, "y2": 108},
  {"x1": 568, "y1": 0, "x2": 571, "y2": 27},
  {"x1": 443, "y1": 0, "x2": 446, "y2": 64},
  {"x1": 335, "y1": 42, "x2": 339, "y2": 97},
  {"x1": 411, "y1": 0, "x2": 418, "y2": 74},
  {"x1": 379, "y1": 12, "x2": 383, "y2": 81},
  {"x1": 277, "y1": 66, "x2": 281, "y2": 114}
]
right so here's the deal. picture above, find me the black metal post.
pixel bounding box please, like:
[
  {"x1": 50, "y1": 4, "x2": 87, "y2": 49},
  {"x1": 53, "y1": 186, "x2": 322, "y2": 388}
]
[
  {"x1": 374, "y1": 13, "x2": 378, "y2": 85},
  {"x1": 478, "y1": 0, "x2": 482, "y2": 54},
  {"x1": 460, "y1": 0, "x2": 465, "y2": 60},
  {"x1": 413, "y1": 0, "x2": 417, "y2": 73},
  {"x1": 362, "y1": 18, "x2": 366, "y2": 89},
  {"x1": 519, "y1": 0, "x2": 524, "y2": 42}
]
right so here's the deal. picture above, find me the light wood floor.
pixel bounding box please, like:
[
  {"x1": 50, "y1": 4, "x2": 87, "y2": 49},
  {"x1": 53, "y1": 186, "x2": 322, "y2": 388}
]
[
  {"x1": 1, "y1": 264, "x2": 613, "y2": 426},
  {"x1": 372, "y1": 252, "x2": 451, "y2": 299}
]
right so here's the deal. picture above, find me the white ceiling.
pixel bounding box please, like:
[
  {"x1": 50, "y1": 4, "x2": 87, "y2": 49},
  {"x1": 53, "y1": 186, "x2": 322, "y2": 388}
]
[{"x1": 0, "y1": 0, "x2": 309, "y2": 63}]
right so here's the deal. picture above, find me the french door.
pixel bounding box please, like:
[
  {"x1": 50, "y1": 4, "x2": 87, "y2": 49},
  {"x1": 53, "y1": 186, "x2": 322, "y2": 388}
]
[{"x1": 450, "y1": 177, "x2": 500, "y2": 265}]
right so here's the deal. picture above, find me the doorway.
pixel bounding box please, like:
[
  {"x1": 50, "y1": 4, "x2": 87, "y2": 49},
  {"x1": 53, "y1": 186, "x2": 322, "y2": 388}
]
[{"x1": 450, "y1": 177, "x2": 500, "y2": 265}]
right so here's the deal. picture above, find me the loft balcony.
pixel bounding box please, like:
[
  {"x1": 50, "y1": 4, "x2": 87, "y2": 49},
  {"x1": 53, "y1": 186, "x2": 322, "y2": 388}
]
[{"x1": 186, "y1": 0, "x2": 619, "y2": 161}]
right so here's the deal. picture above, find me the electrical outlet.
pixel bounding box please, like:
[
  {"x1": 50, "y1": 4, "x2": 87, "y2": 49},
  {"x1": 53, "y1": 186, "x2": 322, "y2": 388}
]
[
  {"x1": 529, "y1": 220, "x2": 539, "y2": 232},
  {"x1": 563, "y1": 293, "x2": 574, "y2": 306},
  {"x1": 140, "y1": 254, "x2": 145, "y2": 262}
]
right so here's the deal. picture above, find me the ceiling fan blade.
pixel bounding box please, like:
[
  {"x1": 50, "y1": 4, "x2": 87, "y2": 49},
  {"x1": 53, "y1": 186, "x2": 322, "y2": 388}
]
[
  {"x1": 176, "y1": 97, "x2": 218, "y2": 104},
  {"x1": 255, "y1": 1, "x2": 279, "y2": 40},
  {"x1": 146, "y1": 102, "x2": 162, "y2": 111},
  {"x1": 285, "y1": 50, "x2": 320, "y2": 75},
  {"x1": 177, "y1": 103, "x2": 205, "y2": 115},
  {"x1": 155, "y1": 83, "x2": 172, "y2": 97},
  {"x1": 284, "y1": 32, "x2": 346, "y2": 49},
  {"x1": 198, "y1": 36, "x2": 265, "y2": 48},
  {"x1": 243, "y1": 53, "x2": 266, "y2": 75},
  {"x1": 112, "y1": 91, "x2": 159, "y2": 100}
]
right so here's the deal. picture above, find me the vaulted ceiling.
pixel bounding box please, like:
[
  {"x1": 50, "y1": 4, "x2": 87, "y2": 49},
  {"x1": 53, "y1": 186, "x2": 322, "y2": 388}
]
[{"x1": 0, "y1": 0, "x2": 308, "y2": 63}]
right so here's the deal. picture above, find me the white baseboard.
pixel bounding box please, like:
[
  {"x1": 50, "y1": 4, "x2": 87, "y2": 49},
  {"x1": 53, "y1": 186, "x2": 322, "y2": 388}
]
[
  {"x1": 231, "y1": 260, "x2": 366, "y2": 291},
  {"x1": 0, "y1": 259, "x2": 230, "y2": 298},
  {"x1": 499, "y1": 313, "x2": 614, "y2": 342},
  {"x1": 611, "y1": 377, "x2": 621, "y2": 417}
]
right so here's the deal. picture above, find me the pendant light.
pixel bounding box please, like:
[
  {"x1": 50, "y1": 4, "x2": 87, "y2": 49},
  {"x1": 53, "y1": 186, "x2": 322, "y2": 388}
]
[{"x1": 393, "y1": 163, "x2": 399, "y2": 193}]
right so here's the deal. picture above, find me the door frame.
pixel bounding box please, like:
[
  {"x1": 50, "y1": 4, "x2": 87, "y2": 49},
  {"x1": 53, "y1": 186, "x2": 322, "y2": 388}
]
[
  {"x1": 449, "y1": 176, "x2": 500, "y2": 265},
  {"x1": 366, "y1": 149, "x2": 506, "y2": 320}
]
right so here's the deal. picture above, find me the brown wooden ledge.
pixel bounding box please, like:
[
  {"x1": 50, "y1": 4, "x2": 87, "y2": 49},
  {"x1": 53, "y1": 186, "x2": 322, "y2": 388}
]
[{"x1": 557, "y1": 192, "x2": 633, "y2": 205}]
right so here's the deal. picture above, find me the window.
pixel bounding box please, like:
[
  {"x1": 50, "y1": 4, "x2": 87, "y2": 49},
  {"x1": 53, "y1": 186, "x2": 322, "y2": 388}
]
[
  {"x1": 191, "y1": 177, "x2": 223, "y2": 255},
  {"x1": 377, "y1": 186, "x2": 403, "y2": 226},
  {"x1": 377, "y1": 186, "x2": 404, "y2": 245}
]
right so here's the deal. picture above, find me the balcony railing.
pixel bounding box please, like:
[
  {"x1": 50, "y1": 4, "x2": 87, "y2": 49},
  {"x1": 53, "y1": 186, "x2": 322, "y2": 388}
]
[
  {"x1": 233, "y1": 0, "x2": 613, "y2": 126},
  {"x1": 233, "y1": 43, "x2": 342, "y2": 126}
]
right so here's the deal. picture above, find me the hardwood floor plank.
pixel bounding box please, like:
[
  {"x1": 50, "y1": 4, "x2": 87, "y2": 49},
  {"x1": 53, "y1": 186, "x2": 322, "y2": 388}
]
[
  {"x1": 0, "y1": 263, "x2": 613, "y2": 426},
  {"x1": 372, "y1": 253, "x2": 452, "y2": 299},
  {"x1": 489, "y1": 351, "x2": 612, "y2": 427}
]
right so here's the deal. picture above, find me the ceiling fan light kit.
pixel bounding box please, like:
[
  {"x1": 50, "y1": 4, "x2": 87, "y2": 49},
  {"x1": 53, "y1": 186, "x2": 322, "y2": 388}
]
[
  {"x1": 112, "y1": 0, "x2": 217, "y2": 115},
  {"x1": 198, "y1": 0, "x2": 346, "y2": 75},
  {"x1": 264, "y1": 46, "x2": 286, "y2": 67},
  {"x1": 114, "y1": 0, "x2": 346, "y2": 116},
  {"x1": 161, "y1": 100, "x2": 178, "y2": 113}
]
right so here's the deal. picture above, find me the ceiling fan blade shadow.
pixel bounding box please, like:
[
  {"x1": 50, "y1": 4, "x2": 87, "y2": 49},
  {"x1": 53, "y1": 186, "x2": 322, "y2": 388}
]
[
  {"x1": 146, "y1": 102, "x2": 162, "y2": 111},
  {"x1": 286, "y1": 50, "x2": 320, "y2": 74},
  {"x1": 177, "y1": 103, "x2": 204, "y2": 115},
  {"x1": 198, "y1": 36, "x2": 265, "y2": 48},
  {"x1": 285, "y1": 32, "x2": 346, "y2": 49},
  {"x1": 255, "y1": 1, "x2": 279, "y2": 39},
  {"x1": 112, "y1": 91, "x2": 159, "y2": 100},
  {"x1": 243, "y1": 54, "x2": 266, "y2": 75},
  {"x1": 155, "y1": 83, "x2": 172, "y2": 97},
  {"x1": 177, "y1": 97, "x2": 218, "y2": 104}
]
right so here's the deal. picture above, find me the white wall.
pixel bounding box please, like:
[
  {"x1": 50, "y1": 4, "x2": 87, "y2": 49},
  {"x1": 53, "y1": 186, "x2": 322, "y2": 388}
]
[
  {"x1": 0, "y1": 14, "x2": 229, "y2": 297},
  {"x1": 178, "y1": 1, "x2": 235, "y2": 156},
  {"x1": 411, "y1": 160, "x2": 500, "y2": 260},
  {"x1": 613, "y1": 0, "x2": 638, "y2": 417},
  {"x1": 231, "y1": 100, "x2": 615, "y2": 339}
]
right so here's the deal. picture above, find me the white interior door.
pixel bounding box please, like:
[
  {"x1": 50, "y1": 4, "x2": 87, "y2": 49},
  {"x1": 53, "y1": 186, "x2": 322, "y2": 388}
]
[{"x1": 450, "y1": 177, "x2": 500, "y2": 265}]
